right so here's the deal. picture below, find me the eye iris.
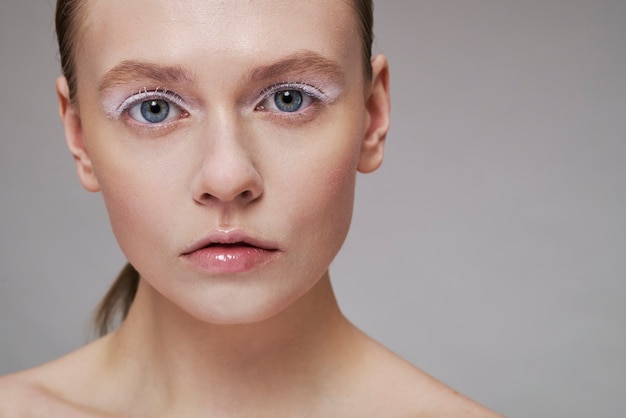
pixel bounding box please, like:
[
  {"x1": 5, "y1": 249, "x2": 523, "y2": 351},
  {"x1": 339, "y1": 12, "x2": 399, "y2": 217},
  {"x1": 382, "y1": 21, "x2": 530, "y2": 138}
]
[
  {"x1": 274, "y1": 90, "x2": 303, "y2": 112},
  {"x1": 140, "y1": 99, "x2": 170, "y2": 123}
]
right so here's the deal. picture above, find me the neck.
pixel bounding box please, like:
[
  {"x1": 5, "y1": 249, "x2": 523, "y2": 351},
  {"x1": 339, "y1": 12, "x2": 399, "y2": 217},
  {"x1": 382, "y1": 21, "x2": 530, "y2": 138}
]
[{"x1": 106, "y1": 272, "x2": 358, "y2": 414}]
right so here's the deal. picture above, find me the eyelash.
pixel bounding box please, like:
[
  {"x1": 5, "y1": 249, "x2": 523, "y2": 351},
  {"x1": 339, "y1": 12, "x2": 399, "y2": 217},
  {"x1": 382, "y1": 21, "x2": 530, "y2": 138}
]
[
  {"x1": 116, "y1": 89, "x2": 189, "y2": 127},
  {"x1": 255, "y1": 82, "x2": 328, "y2": 115},
  {"x1": 113, "y1": 82, "x2": 330, "y2": 129}
]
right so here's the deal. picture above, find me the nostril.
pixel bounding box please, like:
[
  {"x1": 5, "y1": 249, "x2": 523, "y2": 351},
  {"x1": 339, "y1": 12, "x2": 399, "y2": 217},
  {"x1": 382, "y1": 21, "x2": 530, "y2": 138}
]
[
  {"x1": 191, "y1": 165, "x2": 263, "y2": 205},
  {"x1": 195, "y1": 189, "x2": 257, "y2": 205}
]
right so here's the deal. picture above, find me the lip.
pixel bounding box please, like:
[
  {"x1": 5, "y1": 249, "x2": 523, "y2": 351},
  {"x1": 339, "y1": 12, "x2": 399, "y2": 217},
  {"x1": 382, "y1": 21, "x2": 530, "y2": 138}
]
[{"x1": 180, "y1": 230, "x2": 281, "y2": 274}]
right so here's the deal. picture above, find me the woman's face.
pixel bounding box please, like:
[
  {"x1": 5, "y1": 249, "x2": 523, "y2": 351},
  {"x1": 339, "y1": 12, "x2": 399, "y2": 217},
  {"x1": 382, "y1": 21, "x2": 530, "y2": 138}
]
[{"x1": 61, "y1": 0, "x2": 388, "y2": 323}]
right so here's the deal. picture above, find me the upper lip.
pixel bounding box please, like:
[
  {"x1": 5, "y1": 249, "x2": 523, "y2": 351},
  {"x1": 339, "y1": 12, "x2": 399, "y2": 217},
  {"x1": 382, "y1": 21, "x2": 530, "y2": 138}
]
[{"x1": 181, "y1": 230, "x2": 280, "y2": 255}]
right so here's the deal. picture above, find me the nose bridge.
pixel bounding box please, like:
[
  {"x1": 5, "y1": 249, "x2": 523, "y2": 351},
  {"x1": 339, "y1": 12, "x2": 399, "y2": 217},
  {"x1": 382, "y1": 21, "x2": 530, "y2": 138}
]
[{"x1": 191, "y1": 108, "x2": 262, "y2": 205}]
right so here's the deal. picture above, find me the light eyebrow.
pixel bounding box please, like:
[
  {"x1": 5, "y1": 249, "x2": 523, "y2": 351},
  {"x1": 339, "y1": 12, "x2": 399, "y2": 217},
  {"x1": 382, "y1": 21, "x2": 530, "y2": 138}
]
[
  {"x1": 245, "y1": 51, "x2": 344, "y2": 83},
  {"x1": 97, "y1": 52, "x2": 342, "y2": 94},
  {"x1": 98, "y1": 60, "x2": 196, "y2": 92}
]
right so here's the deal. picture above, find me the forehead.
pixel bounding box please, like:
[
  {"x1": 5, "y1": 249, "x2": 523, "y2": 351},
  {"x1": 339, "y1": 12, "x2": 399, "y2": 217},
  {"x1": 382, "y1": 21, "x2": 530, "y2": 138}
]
[{"x1": 78, "y1": 0, "x2": 361, "y2": 84}]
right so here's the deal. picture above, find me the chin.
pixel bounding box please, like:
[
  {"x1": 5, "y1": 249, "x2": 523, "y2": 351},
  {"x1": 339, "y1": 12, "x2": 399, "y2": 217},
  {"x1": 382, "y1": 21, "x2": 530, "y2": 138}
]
[
  {"x1": 187, "y1": 303, "x2": 287, "y2": 326},
  {"x1": 168, "y1": 283, "x2": 309, "y2": 326}
]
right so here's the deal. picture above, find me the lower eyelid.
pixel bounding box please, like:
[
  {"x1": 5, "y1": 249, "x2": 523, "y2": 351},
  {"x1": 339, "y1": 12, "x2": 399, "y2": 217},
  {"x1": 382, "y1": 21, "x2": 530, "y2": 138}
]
[
  {"x1": 115, "y1": 91, "x2": 188, "y2": 116},
  {"x1": 127, "y1": 101, "x2": 183, "y2": 125},
  {"x1": 256, "y1": 87, "x2": 326, "y2": 113}
]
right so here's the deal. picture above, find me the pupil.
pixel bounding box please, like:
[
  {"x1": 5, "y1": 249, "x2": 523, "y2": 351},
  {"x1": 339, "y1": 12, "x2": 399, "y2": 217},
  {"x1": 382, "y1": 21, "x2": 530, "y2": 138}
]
[
  {"x1": 150, "y1": 101, "x2": 161, "y2": 114},
  {"x1": 282, "y1": 92, "x2": 293, "y2": 103}
]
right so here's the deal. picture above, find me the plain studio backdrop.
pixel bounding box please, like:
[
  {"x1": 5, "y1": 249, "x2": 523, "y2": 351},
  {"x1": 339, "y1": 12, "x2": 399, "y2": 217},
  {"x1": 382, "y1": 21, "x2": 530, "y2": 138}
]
[{"x1": 1, "y1": 1, "x2": 625, "y2": 417}]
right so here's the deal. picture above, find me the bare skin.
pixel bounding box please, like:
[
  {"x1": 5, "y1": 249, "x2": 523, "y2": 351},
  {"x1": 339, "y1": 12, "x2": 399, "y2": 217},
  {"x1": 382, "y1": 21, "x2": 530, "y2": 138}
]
[
  {"x1": 0, "y1": 276, "x2": 500, "y2": 417},
  {"x1": 1, "y1": 0, "x2": 503, "y2": 416}
]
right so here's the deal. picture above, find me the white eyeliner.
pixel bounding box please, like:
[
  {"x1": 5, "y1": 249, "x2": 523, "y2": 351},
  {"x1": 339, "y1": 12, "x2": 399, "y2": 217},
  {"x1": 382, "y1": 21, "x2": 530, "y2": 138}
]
[
  {"x1": 258, "y1": 81, "x2": 339, "y2": 104},
  {"x1": 105, "y1": 88, "x2": 188, "y2": 119}
]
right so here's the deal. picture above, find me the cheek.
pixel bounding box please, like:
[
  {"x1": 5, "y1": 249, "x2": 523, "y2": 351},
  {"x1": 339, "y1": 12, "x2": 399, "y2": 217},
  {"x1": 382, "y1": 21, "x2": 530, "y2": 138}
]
[
  {"x1": 308, "y1": 150, "x2": 358, "y2": 218},
  {"x1": 87, "y1": 143, "x2": 182, "y2": 266},
  {"x1": 81, "y1": 110, "x2": 193, "y2": 257},
  {"x1": 98, "y1": 170, "x2": 167, "y2": 261},
  {"x1": 277, "y1": 130, "x2": 362, "y2": 253},
  {"x1": 269, "y1": 104, "x2": 366, "y2": 242}
]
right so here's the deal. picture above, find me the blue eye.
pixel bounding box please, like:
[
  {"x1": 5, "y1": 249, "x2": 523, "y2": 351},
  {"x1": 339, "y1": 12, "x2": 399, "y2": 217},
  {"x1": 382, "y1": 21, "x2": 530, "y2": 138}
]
[
  {"x1": 127, "y1": 96, "x2": 184, "y2": 124},
  {"x1": 274, "y1": 90, "x2": 303, "y2": 112},
  {"x1": 257, "y1": 83, "x2": 320, "y2": 114},
  {"x1": 141, "y1": 100, "x2": 170, "y2": 123}
]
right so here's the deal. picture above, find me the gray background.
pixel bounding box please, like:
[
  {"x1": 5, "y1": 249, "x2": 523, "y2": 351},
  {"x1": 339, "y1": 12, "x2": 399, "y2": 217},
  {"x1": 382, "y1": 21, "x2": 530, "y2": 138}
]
[{"x1": 1, "y1": 1, "x2": 625, "y2": 417}]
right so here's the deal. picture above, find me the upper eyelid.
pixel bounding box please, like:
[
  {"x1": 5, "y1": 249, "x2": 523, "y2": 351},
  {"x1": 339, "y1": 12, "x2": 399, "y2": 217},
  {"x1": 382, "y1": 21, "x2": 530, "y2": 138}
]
[
  {"x1": 116, "y1": 89, "x2": 188, "y2": 116},
  {"x1": 258, "y1": 82, "x2": 328, "y2": 102},
  {"x1": 106, "y1": 82, "x2": 334, "y2": 118}
]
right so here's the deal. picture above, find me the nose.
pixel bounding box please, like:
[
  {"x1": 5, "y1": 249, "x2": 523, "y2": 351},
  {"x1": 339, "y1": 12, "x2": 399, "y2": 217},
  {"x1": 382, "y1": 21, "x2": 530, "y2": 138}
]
[{"x1": 190, "y1": 116, "x2": 263, "y2": 206}]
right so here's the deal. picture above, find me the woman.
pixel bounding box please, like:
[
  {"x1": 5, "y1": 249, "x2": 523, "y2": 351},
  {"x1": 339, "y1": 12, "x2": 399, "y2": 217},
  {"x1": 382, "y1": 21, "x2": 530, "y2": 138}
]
[{"x1": 0, "y1": 0, "x2": 502, "y2": 416}]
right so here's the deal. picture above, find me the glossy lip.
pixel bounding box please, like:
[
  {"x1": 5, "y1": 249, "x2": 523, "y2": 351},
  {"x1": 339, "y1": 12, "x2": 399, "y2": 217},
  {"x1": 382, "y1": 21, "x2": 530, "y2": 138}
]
[{"x1": 180, "y1": 230, "x2": 282, "y2": 274}]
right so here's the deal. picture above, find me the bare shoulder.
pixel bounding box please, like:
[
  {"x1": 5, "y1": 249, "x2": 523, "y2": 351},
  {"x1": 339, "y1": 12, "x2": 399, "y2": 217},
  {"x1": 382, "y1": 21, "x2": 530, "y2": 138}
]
[
  {"x1": 0, "y1": 340, "x2": 112, "y2": 418},
  {"x1": 0, "y1": 370, "x2": 86, "y2": 418},
  {"x1": 347, "y1": 331, "x2": 504, "y2": 417},
  {"x1": 0, "y1": 371, "x2": 40, "y2": 417}
]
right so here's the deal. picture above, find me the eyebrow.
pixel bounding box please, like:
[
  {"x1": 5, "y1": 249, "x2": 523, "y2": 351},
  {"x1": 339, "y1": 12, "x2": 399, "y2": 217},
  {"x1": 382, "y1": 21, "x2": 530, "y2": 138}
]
[
  {"x1": 245, "y1": 51, "x2": 344, "y2": 83},
  {"x1": 98, "y1": 61, "x2": 196, "y2": 92},
  {"x1": 98, "y1": 51, "x2": 343, "y2": 93}
]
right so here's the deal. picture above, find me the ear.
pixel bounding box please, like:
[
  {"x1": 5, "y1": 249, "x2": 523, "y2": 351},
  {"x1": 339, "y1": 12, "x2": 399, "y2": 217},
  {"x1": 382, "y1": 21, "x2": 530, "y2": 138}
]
[
  {"x1": 358, "y1": 54, "x2": 391, "y2": 174},
  {"x1": 56, "y1": 77, "x2": 100, "y2": 192}
]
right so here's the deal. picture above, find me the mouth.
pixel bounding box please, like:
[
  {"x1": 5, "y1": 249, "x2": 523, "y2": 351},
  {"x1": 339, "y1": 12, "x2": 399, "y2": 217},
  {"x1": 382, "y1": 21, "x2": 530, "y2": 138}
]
[
  {"x1": 181, "y1": 231, "x2": 281, "y2": 274},
  {"x1": 182, "y1": 233, "x2": 279, "y2": 254}
]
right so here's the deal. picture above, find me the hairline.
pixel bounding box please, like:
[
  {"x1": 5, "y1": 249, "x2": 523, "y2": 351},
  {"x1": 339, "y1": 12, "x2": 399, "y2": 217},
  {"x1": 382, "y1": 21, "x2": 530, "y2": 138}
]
[{"x1": 60, "y1": 0, "x2": 373, "y2": 103}]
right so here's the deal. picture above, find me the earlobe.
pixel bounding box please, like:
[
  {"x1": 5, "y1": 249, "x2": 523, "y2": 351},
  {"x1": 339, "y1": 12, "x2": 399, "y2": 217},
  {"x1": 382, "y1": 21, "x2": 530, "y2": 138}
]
[
  {"x1": 358, "y1": 54, "x2": 391, "y2": 174},
  {"x1": 56, "y1": 77, "x2": 100, "y2": 192}
]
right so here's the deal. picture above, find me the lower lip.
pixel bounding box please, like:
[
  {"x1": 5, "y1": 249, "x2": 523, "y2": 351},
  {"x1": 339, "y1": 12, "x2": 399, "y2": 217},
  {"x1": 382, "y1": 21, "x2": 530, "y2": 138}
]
[{"x1": 182, "y1": 245, "x2": 279, "y2": 274}]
